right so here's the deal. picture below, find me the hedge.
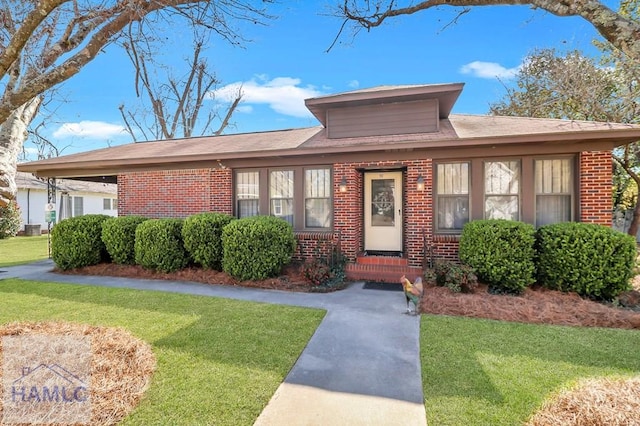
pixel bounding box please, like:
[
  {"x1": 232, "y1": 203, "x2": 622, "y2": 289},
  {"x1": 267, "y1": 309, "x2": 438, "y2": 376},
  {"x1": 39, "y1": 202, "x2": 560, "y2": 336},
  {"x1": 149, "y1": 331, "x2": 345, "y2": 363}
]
[
  {"x1": 182, "y1": 212, "x2": 235, "y2": 270},
  {"x1": 101, "y1": 215, "x2": 148, "y2": 264},
  {"x1": 222, "y1": 215, "x2": 296, "y2": 280},
  {"x1": 134, "y1": 218, "x2": 189, "y2": 273},
  {"x1": 536, "y1": 222, "x2": 636, "y2": 300},
  {"x1": 51, "y1": 214, "x2": 111, "y2": 270},
  {"x1": 459, "y1": 219, "x2": 536, "y2": 294}
]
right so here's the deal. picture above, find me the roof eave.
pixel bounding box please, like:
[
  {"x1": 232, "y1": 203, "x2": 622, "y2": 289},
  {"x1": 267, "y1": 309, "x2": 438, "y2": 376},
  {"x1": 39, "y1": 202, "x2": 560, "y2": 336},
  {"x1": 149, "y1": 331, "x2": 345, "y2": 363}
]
[{"x1": 18, "y1": 128, "x2": 639, "y2": 179}]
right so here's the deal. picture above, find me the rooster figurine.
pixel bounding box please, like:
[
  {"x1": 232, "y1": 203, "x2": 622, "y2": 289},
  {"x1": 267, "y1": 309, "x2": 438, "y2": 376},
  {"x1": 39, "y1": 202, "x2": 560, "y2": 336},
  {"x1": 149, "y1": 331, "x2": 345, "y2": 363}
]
[{"x1": 400, "y1": 275, "x2": 424, "y2": 315}]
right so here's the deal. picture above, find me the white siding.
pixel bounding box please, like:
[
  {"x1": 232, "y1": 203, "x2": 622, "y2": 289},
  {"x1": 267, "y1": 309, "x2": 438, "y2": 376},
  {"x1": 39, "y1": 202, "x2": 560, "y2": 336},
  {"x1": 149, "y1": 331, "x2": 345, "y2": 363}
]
[{"x1": 16, "y1": 188, "x2": 117, "y2": 231}]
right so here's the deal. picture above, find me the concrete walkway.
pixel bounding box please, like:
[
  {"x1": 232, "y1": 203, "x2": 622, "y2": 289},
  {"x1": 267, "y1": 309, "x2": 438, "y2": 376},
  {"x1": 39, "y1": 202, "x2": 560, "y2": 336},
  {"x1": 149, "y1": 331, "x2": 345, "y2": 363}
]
[{"x1": 1, "y1": 260, "x2": 427, "y2": 426}]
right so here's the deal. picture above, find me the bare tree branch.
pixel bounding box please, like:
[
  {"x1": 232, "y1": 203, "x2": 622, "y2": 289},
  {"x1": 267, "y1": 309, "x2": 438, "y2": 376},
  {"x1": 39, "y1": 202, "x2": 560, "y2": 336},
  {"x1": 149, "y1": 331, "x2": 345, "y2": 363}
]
[{"x1": 338, "y1": 1, "x2": 640, "y2": 62}]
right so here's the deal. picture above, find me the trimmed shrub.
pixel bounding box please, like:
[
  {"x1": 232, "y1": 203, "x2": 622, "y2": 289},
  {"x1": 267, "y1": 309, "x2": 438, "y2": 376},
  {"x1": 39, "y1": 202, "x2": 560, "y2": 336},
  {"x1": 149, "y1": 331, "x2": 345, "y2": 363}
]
[
  {"x1": 433, "y1": 260, "x2": 478, "y2": 293},
  {"x1": 222, "y1": 216, "x2": 296, "y2": 281},
  {"x1": 51, "y1": 214, "x2": 111, "y2": 270},
  {"x1": 134, "y1": 218, "x2": 189, "y2": 273},
  {"x1": 536, "y1": 222, "x2": 636, "y2": 300},
  {"x1": 182, "y1": 212, "x2": 235, "y2": 270},
  {"x1": 101, "y1": 216, "x2": 147, "y2": 264},
  {"x1": 0, "y1": 201, "x2": 21, "y2": 239},
  {"x1": 459, "y1": 219, "x2": 536, "y2": 294}
]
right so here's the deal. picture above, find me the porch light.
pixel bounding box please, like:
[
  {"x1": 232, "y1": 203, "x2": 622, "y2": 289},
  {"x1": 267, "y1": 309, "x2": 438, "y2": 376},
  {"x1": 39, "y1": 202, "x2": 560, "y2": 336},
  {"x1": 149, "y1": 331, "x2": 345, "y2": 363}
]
[
  {"x1": 416, "y1": 175, "x2": 425, "y2": 191},
  {"x1": 339, "y1": 176, "x2": 348, "y2": 193}
]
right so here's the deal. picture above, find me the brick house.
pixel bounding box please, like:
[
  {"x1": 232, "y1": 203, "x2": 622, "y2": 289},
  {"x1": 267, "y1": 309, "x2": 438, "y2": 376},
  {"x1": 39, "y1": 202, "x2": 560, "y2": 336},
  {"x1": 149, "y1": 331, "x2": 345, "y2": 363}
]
[{"x1": 18, "y1": 83, "x2": 640, "y2": 282}]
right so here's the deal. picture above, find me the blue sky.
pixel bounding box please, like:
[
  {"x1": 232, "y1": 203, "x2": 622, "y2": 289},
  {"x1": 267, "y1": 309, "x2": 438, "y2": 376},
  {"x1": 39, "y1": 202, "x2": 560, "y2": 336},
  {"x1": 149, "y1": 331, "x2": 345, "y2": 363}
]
[{"x1": 25, "y1": 1, "x2": 613, "y2": 159}]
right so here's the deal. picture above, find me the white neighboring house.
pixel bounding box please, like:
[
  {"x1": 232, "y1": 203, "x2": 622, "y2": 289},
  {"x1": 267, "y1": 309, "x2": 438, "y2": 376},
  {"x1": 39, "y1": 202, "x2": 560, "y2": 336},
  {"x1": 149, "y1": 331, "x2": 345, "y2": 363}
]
[{"x1": 15, "y1": 172, "x2": 118, "y2": 234}]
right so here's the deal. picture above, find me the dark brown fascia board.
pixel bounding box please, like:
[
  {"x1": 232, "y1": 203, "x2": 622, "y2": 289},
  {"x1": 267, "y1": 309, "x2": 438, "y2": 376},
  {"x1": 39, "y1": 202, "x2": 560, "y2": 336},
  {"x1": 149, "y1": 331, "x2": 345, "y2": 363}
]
[{"x1": 305, "y1": 83, "x2": 465, "y2": 125}]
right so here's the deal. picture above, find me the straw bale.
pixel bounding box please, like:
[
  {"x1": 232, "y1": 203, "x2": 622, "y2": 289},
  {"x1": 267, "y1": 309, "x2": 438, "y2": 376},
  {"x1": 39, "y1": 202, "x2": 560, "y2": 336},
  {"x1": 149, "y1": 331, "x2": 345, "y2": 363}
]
[
  {"x1": 0, "y1": 321, "x2": 156, "y2": 425},
  {"x1": 528, "y1": 376, "x2": 640, "y2": 426}
]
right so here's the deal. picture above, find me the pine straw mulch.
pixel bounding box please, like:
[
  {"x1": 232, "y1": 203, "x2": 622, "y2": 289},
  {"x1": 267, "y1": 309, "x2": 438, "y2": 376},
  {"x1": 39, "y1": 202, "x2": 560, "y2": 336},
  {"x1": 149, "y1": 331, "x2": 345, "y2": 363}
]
[
  {"x1": 0, "y1": 321, "x2": 156, "y2": 426},
  {"x1": 59, "y1": 262, "x2": 314, "y2": 292},
  {"x1": 420, "y1": 283, "x2": 640, "y2": 330}
]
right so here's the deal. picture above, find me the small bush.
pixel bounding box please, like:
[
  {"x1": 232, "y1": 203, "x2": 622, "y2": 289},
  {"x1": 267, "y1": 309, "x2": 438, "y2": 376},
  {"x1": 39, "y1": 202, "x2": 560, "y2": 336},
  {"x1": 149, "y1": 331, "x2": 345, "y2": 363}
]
[
  {"x1": 134, "y1": 219, "x2": 189, "y2": 273},
  {"x1": 182, "y1": 212, "x2": 235, "y2": 270},
  {"x1": 51, "y1": 214, "x2": 111, "y2": 270},
  {"x1": 0, "y1": 201, "x2": 21, "y2": 239},
  {"x1": 459, "y1": 219, "x2": 536, "y2": 294},
  {"x1": 433, "y1": 260, "x2": 478, "y2": 293},
  {"x1": 222, "y1": 216, "x2": 296, "y2": 281},
  {"x1": 101, "y1": 216, "x2": 147, "y2": 264},
  {"x1": 536, "y1": 222, "x2": 636, "y2": 300},
  {"x1": 302, "y1": 243, "x2": 348, "y2": 292}
]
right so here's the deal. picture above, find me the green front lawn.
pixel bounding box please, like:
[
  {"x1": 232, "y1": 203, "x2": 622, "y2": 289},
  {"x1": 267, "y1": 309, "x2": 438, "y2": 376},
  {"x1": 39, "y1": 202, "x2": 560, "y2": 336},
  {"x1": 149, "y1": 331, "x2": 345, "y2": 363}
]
[
  {"x1": 421, "y1": 315, "x2": 640, "y2": 425},
  {"x1": 0, "y1": 279, "x2": 325, "y2": 425},
  {"x1": 0, "y1": 235, "x2": 49, "y2": 266}
]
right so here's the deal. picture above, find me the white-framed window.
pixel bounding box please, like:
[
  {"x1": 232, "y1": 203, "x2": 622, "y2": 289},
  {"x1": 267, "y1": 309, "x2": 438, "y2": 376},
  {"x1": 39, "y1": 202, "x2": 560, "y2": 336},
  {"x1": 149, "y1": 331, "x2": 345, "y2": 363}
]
[
  {"x1": 305, "y1": 168, "x2": 331, "y2": 229},
  {"x1": 73, "y1": 196, "x2": 84, "y2": 217},
  {"x1": 270, "y1": 170, "x2": 294, "y2": 225},
  {"x1": 484, "y1": 160, "x2": 520, "y2": 221},
  {"x1": 236, "y1": 171, "x2": 259, "y2": 218},
  {"x1": 535, "y1": 158, "x2": 573, "y2": 226},
  {"x1": 435, "y1": 162, "x2": 470, "y2": 231}
]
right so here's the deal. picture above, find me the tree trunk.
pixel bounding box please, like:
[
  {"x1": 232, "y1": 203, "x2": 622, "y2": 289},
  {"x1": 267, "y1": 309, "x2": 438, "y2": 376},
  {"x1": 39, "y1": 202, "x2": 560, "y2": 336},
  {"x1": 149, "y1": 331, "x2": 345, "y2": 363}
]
[
  {"x1": 0, "y1": 97, "x2": 41, "y2": 207},
  {"x1": 627, "y1": 199, "x2": 640, "y2": 239}
]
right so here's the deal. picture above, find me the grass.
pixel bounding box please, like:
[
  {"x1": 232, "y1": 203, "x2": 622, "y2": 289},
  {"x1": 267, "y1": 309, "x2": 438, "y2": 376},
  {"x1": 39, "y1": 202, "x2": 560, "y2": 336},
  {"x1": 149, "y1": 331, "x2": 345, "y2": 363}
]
[
  {"x1": 420, "y1": 315, "x2": 640, "y2": 425},
  {"x1": 0, "y1": 279, "x2": 325, "y2": 425},
  {"x1": 0, "y1": 235, "x2": 49, "y2": 266}
]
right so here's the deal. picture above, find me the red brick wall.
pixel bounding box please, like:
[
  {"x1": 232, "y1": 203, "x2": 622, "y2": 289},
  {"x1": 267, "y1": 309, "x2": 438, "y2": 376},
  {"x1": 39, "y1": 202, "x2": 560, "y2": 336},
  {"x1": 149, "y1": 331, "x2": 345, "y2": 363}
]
[
  {"x1": 333, "y1": 160, "x2": 432, "y2": 266},
  {"x1": 118, "y1": 169, "x2": 231, "y2": 217},
  {"x1": 115, "y1": 150, "x2": 613, "y2": 265},
  {"x1": 579, "y1": 151, "x2": 612, "y2": 226},
  {"x1": 293, "y1": 232, "x2": 341, "y2": 262},
  {"x1": 333, "y1": 163, "x2": 362, "y2": 262},
  {"x1": 405, "y1": 160, "x2": 432, "y2": 267},
  {"x1": 210, "y1": 168, "x2": 233, "y2": 215}
]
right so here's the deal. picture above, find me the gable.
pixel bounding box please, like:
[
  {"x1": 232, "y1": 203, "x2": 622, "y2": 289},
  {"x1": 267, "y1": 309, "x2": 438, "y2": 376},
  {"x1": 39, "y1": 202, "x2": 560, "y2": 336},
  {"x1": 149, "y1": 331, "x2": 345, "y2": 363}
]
[{"x1": 327, "y1": 99, "x2": 439, "y2": 139}]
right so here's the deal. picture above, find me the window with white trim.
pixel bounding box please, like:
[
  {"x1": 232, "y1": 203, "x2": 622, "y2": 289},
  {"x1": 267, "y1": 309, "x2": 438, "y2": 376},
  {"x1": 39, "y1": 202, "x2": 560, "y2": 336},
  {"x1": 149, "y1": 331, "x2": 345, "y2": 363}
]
[
  {"x1": 270, "y1": 170, "x2": 294, "y2": 225},
  {"x1": 535, "y1": 158, "x2": 573, "y2": 226},
  {"x1": 435, "y1": 162, "x2": 470, "y2": 231},
  {"x1": 73, "y1": 196, "x2": 84, "y2": 217},
  {"x1": 236, "y1": 171, "x2": 259, "y2": 218},
  {"x1": 484, "y1": 160, "x2": 520, "y2": 221},
  {"x1": 305, "y1": 168, "x2": 331, "y2": 228}
]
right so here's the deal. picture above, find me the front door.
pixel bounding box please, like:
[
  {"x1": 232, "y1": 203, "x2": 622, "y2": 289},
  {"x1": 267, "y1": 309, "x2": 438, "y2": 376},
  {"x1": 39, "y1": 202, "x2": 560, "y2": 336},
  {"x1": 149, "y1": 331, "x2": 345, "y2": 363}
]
[{"x1": 364, "y1": 171, "x2": 403, "y2": 252}]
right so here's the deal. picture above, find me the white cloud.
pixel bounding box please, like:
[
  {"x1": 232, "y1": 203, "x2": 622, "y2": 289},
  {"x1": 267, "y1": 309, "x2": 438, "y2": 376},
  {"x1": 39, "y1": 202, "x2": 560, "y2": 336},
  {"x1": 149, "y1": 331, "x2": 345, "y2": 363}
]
[
  {"x1": 212, "y1": 76, "x2": 324, "y2": 118},
  {"x1": 347, "y1": 80, "x2": 360, "y2": 89},
  {"x1": 459, "y1": 61, "x2": 520, "y2": 79},
  {"x1": 53, "y1": 121, "x2": 127, "y2": 139}
]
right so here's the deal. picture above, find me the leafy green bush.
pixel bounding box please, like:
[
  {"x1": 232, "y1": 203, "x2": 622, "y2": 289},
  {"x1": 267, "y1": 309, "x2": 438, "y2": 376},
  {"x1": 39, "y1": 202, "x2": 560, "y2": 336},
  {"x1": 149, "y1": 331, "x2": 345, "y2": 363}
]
[
  {"x1": 0, "y1": 201, "x2": 21, "y2": 239},
  {"x1": 134, "y1": 218, "x2": 189, "y2": 273},
  {"x1": 536, "y1": 222, "x2": 636, "y2": 300},
  {"x1": 433, "y1": 260, "x2": 478, "y2": 293},
  {"x1": 51, "y1": 214, "x2": 111, "y2": 270},
  {"x1": 459, "y1": 219, "x2": 536, "y2": 294},
  {"x1": 222, "y1": 216, "x2": 296, "y2": 280},
  {"x1": 182, "y1": 212, "x2": 235, "y2": 270},
  {"x1": 101, "y1": 215, "x2": 147, "y2": 264}
]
